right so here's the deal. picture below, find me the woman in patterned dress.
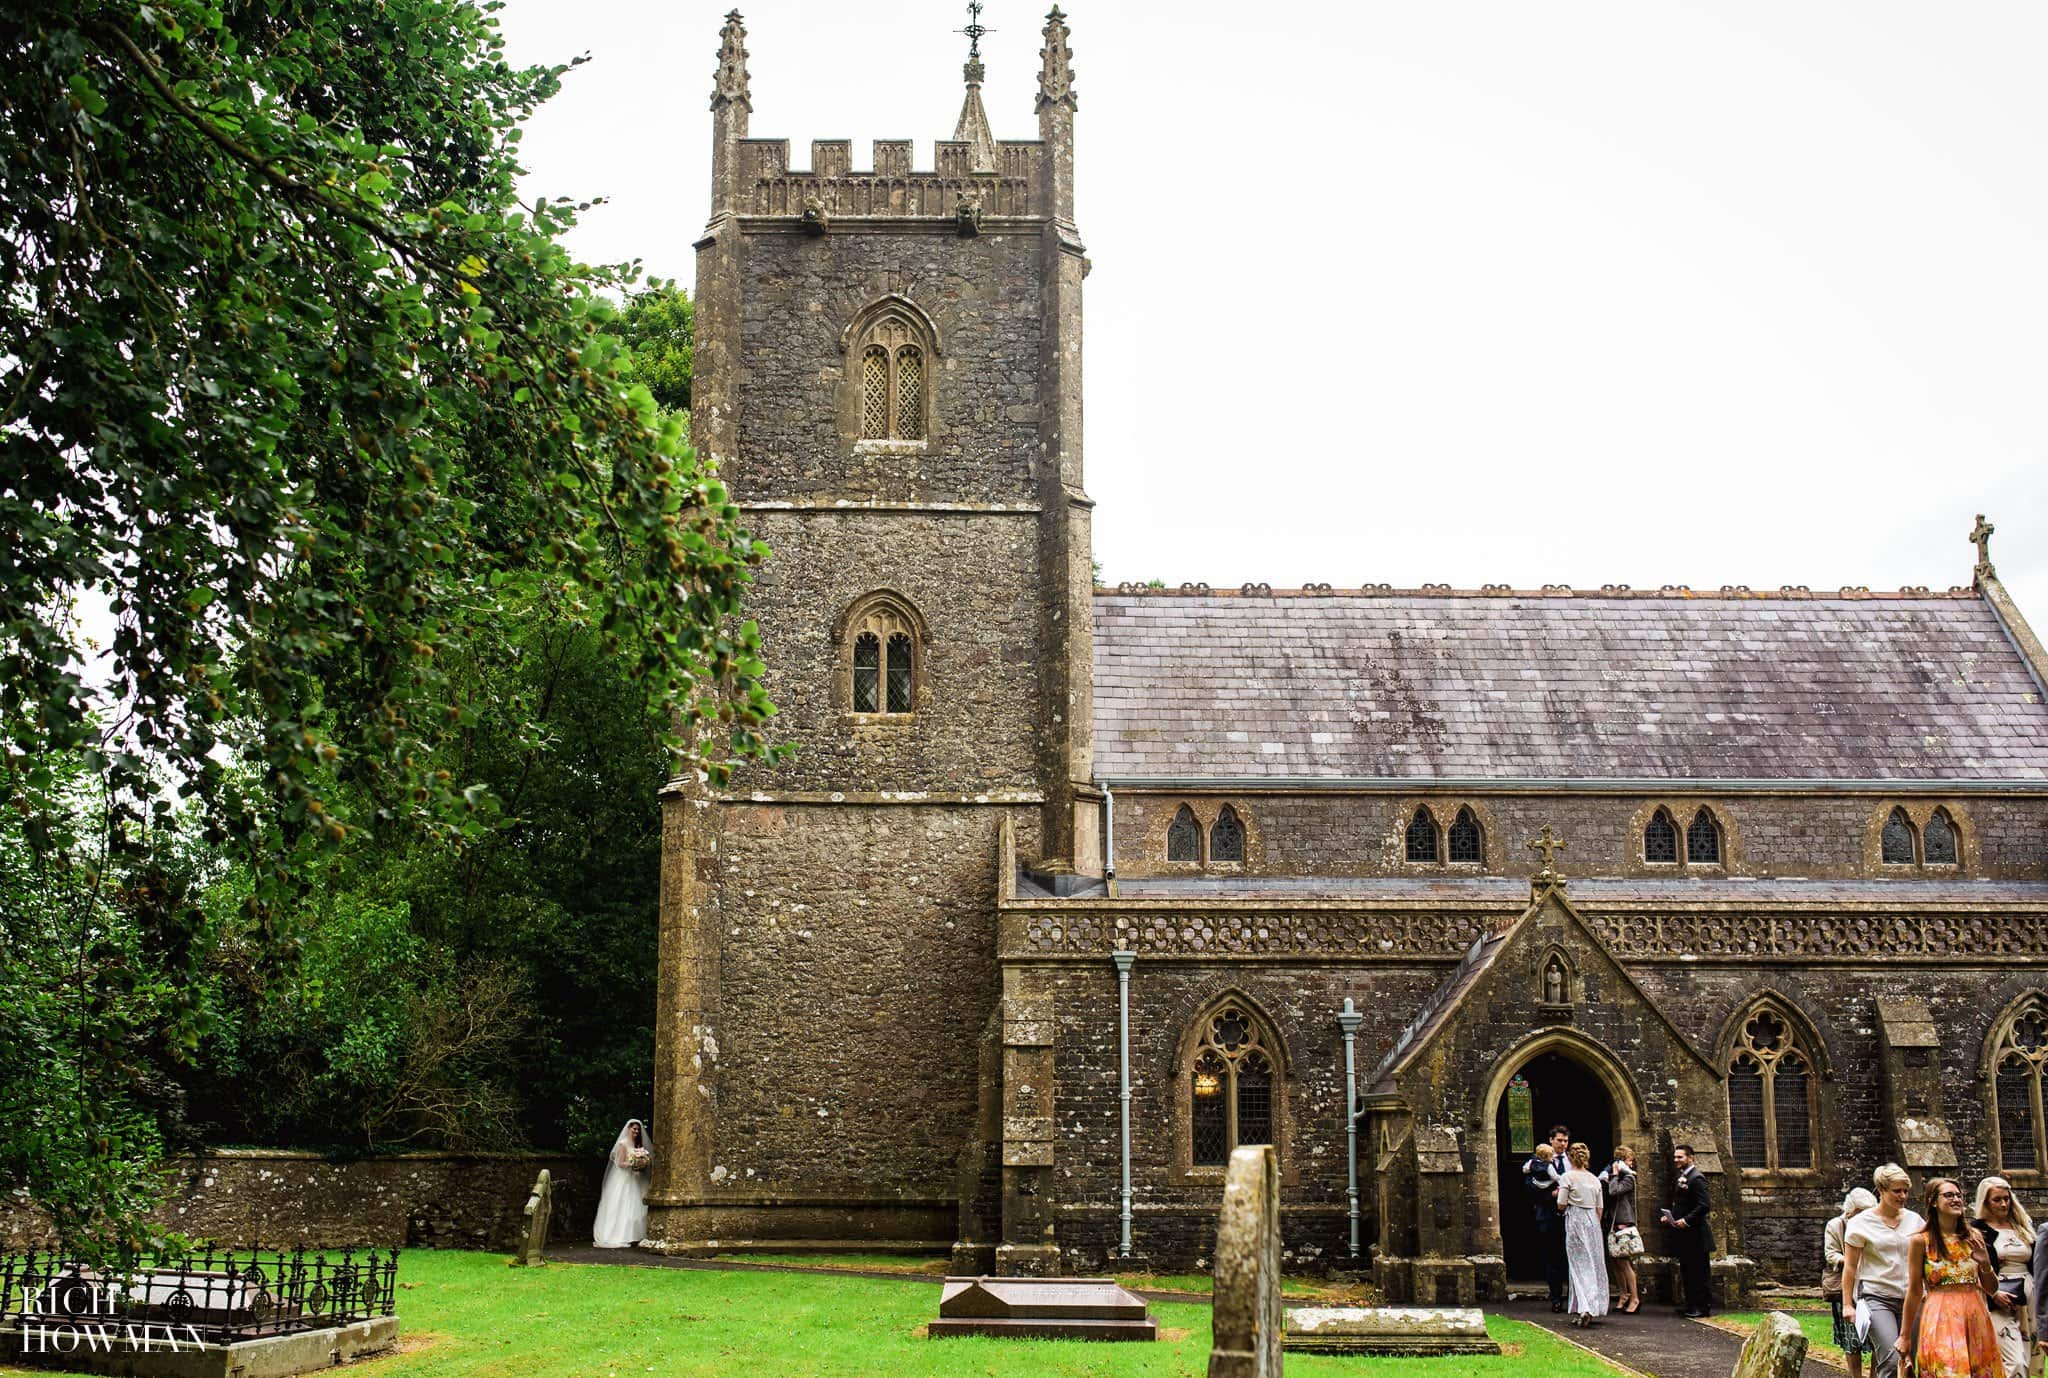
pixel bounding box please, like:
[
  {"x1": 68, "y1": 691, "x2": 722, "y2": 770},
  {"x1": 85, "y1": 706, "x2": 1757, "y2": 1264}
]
[
  {"x1": 1971, "y1": 1177, "x2": 2036, "y2": 1378},
  {"x1": 1558, "y1": 1142, "x2": 1609, "y2": 1327},
  {"x1": 1827, "y1": 1187, "x2": 1879, "y2": 1378},
  {"x1": 1899, "y1": 1177, "x2": 2001, "y2": 1378}
]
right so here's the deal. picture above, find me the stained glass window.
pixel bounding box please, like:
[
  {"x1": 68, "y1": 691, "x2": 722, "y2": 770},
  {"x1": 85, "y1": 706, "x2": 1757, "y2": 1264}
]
[
  {"x1": 894, "y1": 346, "x2": 924, "y2": 440},
  {"x1": 1186, "y1": 1004, "x2": 1279, "y2": 1168},
  {"x1": 1994, "y1": 1001, "x2": 2048, "y2": 1174},
  {"x1": 1728, "y1": 1005, "x2": 1814, "y2": 1172},
  {"x1": 1405, "y1": 808, "x2": 1439, "y2": 863},
  {"x1": 860, "y1": 347, "x2": 889, "y2": 439},
  {"x1": 1167, "y1": 806, "x2": 1201, "y2": 862},
  {"x1": 853, "y1": 633, "x2": 880, "y2": 713},
  {"x1": 1882, "y1": 808, "x2": 1917, "y2": 865},
  {"x1": 1645, "y1": 810, "x2": 1678, "y2": 863},
  {"x1": 1447, "y1": 808, "x2": 1482, "y2": 864},
  {"x1": 885, "y1": 633, "x2": 913, "y2": 713},
  {"x1": 1210, "y1": 806, "x2": 1245, "y2": 863},
  {"x1": 1923, "y1": 810, "x2": 1958, "y2": 866},
  {"x1": 1686, "y1": 809, "x2": 1721, "y2": 864}
]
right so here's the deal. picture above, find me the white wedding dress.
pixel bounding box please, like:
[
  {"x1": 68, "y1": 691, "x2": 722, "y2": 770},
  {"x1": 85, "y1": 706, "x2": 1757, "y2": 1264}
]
[{"x1": 592, "y1": 1119, "x2": 652, "y2": 1248}]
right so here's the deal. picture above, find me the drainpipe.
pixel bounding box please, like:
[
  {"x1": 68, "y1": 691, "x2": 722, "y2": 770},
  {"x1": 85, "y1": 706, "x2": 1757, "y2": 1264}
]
[
  {"x1": 1102, "y1": 785, "x2": 1117, "y2": 897},
  {"x1": 1338, "y1": 997, "x2": 1364, "y2": 1259},
  {"x1": 1112, "y1": 948, "x2": 1136, "y2": 1256}
]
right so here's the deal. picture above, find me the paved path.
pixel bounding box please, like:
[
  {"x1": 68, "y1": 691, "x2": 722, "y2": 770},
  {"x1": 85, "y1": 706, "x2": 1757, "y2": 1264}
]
[{"x1": 1499, "y1": 1299, "x2": 1838, "y2": 1378}]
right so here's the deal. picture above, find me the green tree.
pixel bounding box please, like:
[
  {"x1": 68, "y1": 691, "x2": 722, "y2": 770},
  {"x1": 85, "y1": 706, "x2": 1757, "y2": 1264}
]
[
  {"x1": 0, "y1": 1, "x2": 777, "y2": 1250},
  {"x1": 613, "y1": 283, "x2": 694, "y2": 416}
]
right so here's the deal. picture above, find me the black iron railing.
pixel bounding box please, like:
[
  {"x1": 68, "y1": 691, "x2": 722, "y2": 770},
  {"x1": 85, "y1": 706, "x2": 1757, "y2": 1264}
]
[{"x1": 1, "y1": 1245, "x2": 400, "y2": 1346}]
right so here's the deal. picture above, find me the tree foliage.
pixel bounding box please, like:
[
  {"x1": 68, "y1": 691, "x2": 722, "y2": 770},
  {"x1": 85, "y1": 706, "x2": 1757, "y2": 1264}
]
[
  {"x1": 612, "y1": 283, "x2": 694, "y2": 417},
  {"x1": 0, "y1": 0, "x2": 777, "y2": 1251}
]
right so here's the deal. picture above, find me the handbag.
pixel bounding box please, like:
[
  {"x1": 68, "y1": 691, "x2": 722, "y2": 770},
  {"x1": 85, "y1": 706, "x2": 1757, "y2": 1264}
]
[{"x1": 1606, "y1": 1224, "x2": 1644, "y2": 1259}]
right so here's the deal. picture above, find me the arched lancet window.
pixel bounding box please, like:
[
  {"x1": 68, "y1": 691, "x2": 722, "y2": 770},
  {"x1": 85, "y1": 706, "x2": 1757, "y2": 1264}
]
[
  {"x1": 1167, "y1": 805, "x2": 1201, "y2": 863},
  {"x1": 1727, "y1": 1005, "x2": 1814, "y2": 1172},
  {"x1": 1447, "y1": 807, "x2": 1483, "y2": 864},
  {"x1": 1686, "y1": 808, "x2": 1722, "y2": 865},
  {"x1": 1992, "y1": 1000, "x2": 2048, "y2": 1174},
  {"x1": 1644, "y1": 810, "x2": 1678, "y2": 864},
  {"x1": 1882, "y1": 808, "x2": 1918, "y2": 865},
  {"x1": 1188, "y1": 1002, "x2": 1277, "y2": 1167},
  {"x1": 1210, "y1": 806, "x2": 1245, "y2": 863},
  {"x1": 838, "y1": 591, "x2": 925, "y2": 718},
  {"x1": 1405, "y1": 807, "x2": 1440, "y2": 863},
  {"x1": 1924, "y1": 809, "x2": 1958, "y2": 866},
  {"x1": 846, "y1": 301, "x2": 937, "y2": 443}
]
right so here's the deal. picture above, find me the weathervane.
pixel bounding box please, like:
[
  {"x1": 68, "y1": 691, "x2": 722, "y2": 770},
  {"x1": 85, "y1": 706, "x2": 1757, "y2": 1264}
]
[{"x1": 957, "y1": 1, "x2": 993, "y2": 59}]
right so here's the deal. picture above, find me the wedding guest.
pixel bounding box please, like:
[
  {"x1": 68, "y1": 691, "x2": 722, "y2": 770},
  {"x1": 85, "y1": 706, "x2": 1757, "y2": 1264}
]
[
  {"x1": 1559, "y1": 1143, "x2": 1608, "y2": 1327},
  {"x1": 1826, "y1": 1187, "x2": 1879, "y2": 1378},
  {"x1": 1844, "y1": 1163, "x2": 1927, "y2": 1378},
  {"x1": 1661, "y1": 1143, "x2": 1714, "y2": 1317},
  {"x1": 1898, "y1": 1177, "x2": 1998, "y2": 1378},
  {"x1": 1602, "y1": 1145, "x2": 1642, "y2": 1315},
  {"x1": 1972, "y1": 1176, "x2": 2036, "y2": 1378},
  {"x1": 1526, "y1": 1127, "x2": 1571, "y2": 1313}
]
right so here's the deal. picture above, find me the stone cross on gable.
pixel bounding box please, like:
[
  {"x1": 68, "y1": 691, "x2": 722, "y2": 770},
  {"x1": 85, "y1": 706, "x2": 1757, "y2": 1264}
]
[
  {"x1": 1972, "y1": 513, "x2": 1996, "y2": 578},
  {"x1": 1527, "y1": 826, "x2": 1566, "y2": 871}
]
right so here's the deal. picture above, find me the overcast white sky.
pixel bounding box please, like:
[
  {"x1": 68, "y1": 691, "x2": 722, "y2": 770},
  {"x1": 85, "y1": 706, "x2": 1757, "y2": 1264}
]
[{"x1": 501, "y1": 1, "x2": 2048, "y2": 620}]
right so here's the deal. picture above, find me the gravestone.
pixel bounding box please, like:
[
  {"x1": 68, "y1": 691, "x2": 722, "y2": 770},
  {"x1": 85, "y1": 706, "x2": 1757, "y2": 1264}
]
[
  {"x1": 1208, "y1": 1144, "x2": 1282, "y2": 1378},
  {"x1": 510, "y1": 1168, "x2": 551, "y2": 1267},
  {"x1": 1284, "y1": 1305, "x2": 1501, "y2": 1356},
  {"x1": 1730, "y1": 1312, "x2": 1808, "y2": 1378},
  {"x1": 928, "y1": 1276, "x2": 1156, "y2": 1340}
]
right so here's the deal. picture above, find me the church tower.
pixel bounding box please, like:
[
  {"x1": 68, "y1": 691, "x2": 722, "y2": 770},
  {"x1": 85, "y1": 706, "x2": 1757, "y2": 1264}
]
[{"x1": 646, "y1": 9, "x2": 1096, "y2": 1256}]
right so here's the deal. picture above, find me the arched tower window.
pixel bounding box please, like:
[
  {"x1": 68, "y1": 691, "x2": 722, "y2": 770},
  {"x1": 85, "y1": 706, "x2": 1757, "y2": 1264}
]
[
  {"x1": 1167, "y1": 805, "x2": 1201, "y2": 863},
  {"x1": 836, "y1": 590, "x2": 926, "y2": 718},
  {"x1": 1187, "y1": 1002, "x2": 1279, "y2": 1168},
  {"x1": 1686, "y1": 808, "x2": 1722, "y2": 865},
  {"x1": 1882, "y1": 808, "x2": 1918, "y2": 865},
  {"x1": 1924, "y1": 809, "x2": 1959, "y2": 866},
  {"x1": 1210, "y1": 806, "x2": 1245, "y2": 863},
  {"x1": 844, "y1": 298, "x2": 938, "y2": 443},
  {"x1": 1644, "y1": 809, "x2": 1679, "y2": 864},
  {"x1": 1727, "y1": 1004, "x2": 1815, "y2": 1173},
  {"x1": 1992, "y1": 998, "x2": 2048, "y2": 1175},
  {"x1": 1447, "y1": 807, "x2": 1483, "y2": 864},
  {"x1": 1405, "y1": 807, "x2": 1441, "y2": 863}
]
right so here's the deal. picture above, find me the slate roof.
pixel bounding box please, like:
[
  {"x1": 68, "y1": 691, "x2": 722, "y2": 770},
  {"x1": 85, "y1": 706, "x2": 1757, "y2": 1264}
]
[
  {"x1": 1109, "y1": 875, "x2": 2048, "y2": 904},
  {"x1": 1092, "y1": 591, "x2": 2048, "y2": 782}
]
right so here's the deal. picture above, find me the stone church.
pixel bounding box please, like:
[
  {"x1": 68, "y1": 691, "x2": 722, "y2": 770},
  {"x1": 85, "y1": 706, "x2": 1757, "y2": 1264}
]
[{"x1": 646, "y1": 10, "x2": 2048, "y2": 1300}]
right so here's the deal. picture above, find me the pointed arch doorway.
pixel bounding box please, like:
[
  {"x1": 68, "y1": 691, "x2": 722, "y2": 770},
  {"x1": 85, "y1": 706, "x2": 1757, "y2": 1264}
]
[{"x1": 1492, "y1": 1048, "x2": 1619, "y2": 1283}]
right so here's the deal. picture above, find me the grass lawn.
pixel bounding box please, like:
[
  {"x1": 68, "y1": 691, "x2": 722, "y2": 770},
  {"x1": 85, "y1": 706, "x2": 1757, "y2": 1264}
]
[
  {"x1": 1710, "y1": 1308, "x2": 1848, "y2": 1372},
  {"x1": 716, "y1": 1253, "x2": 1350, "y2": 1299},
  {"x1": 1, "y1": 1250, "x2": 1635, "y2": 1377}
]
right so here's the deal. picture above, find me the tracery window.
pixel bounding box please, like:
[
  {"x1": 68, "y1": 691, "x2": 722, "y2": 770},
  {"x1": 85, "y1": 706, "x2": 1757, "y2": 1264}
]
[
  {"x1": 1686, "y1": 808, "x2": 1722, "y2": 865},
  {"x1": 1447, "y1": 807, "x2": 1483, "y2": 864},
  {"x1": 850, "y1": 309, "x2": 932, "y2": 442},
  {"x1": 839, "y1": 591, "x2": 924, "y2": 718},
  {"x1": 1882, "y1": 808, "x2": 1918, "y2": 865},
  {"x1": 1993, "y1": 1000, "x2": 2048, "y2": 1175},
  {"x1": 1405, "y1": 807, "x2": 1440, "y2": 863},
  {"x1": 1644, "y1": 809, "x2": 1679, "y2": 864},
  {"x1": 1188, "y1": 1003, "x2": 1277, "y2": 1168},
  {"x1": 1167, "y1": 806, "x2": 1201, "y2": 863},
  {"x1": 1923, "y1": 809, "x2": 1958, "y2": 866},
  {"x1": 1727, "y1": 1005, "x2": 1814, "y2": 1173},
  {"x1": 1210, "y1": 806, "x2": 1245, "y2": 863}
]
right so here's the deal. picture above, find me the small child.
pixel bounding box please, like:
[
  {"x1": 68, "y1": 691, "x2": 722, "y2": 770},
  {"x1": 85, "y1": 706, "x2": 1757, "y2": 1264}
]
[{"x1": 1524, "y1": 1141, "x2": 1556, "y2": 1184}]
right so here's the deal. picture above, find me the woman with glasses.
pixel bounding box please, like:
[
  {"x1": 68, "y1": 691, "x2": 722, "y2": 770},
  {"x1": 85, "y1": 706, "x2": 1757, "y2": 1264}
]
[{"x1": 1898, "y1": 1177, "x2": 1999, "y2": 1378}]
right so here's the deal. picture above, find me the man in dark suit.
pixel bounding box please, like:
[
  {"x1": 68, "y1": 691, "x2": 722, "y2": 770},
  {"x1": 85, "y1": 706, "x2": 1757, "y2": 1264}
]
[
  {"x1": 1660, "y1": 1143, "x2": 1715, "y2": 1317},
  {"x1": 1525, "y1": 1124, "x2": 1571, "y2": 1312}
]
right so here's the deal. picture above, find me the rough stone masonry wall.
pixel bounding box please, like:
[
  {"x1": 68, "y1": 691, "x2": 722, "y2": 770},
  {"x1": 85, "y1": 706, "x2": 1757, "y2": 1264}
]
[
  {"x1": 1113, "y1": 791, "x2": 2048, "y2": 882},
  {"x1": 1044, "y1": 959, "x2": 1454, "y2": 1270},
  {"x1": 0, "y1": 1151, "x2": 599, "y2": 1255},
  {"x1": 699, "y1": 803, "x2": 1041, "y2": 1239}
]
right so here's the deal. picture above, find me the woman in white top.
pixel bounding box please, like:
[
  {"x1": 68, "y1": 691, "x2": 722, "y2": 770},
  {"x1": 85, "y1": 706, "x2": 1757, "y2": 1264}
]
[
  {"x1": 1558, "y1": 1142, "x2": 1609, "y2": 1326},
  {"x1": 1973, "y1": 1176, "x2": 2037, "y2": 1378},
  {"x1": 1843, "y1": 1163, "x2": 1928, "y2": 1378}
]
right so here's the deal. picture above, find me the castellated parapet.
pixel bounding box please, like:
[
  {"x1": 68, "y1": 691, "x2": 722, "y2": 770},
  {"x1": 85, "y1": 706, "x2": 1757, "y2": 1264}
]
[{"x1": 737, "y1": 139, "x2": 1043, "y2": 219}]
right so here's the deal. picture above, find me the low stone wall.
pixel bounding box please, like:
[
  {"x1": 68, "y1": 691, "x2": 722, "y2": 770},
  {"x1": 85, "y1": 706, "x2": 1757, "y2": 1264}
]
[{"x1": 2, "y1": 1150, "x2": 604, "y2": 1254}]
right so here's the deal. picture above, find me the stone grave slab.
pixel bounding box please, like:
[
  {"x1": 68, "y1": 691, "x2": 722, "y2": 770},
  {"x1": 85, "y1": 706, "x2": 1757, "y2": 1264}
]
[
  {"x1": 1208, "y1": 1144, "x2": 1282, "y2": 1378},
  {"x1": 1284, "y1": 1305, "x2": 1502, "y2": 1356},
  {"x1": 1731, "y1": 1312, "x2": 1809, "y2": 1378},
  {"x1": 928, "y1": 1276, "x2": 1157, "y2": 1340}
]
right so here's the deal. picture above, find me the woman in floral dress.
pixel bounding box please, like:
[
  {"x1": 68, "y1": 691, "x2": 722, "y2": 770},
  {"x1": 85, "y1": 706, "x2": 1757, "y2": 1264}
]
[{"x1": 1899, "y1": 1178, "x2": 2001, "y2": 1378}]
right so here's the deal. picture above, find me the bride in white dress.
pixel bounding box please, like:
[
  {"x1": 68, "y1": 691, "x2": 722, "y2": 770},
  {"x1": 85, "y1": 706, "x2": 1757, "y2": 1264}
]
[{"x1": 591, "y1": 1119, "x2": 652, "y2": 1248}]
